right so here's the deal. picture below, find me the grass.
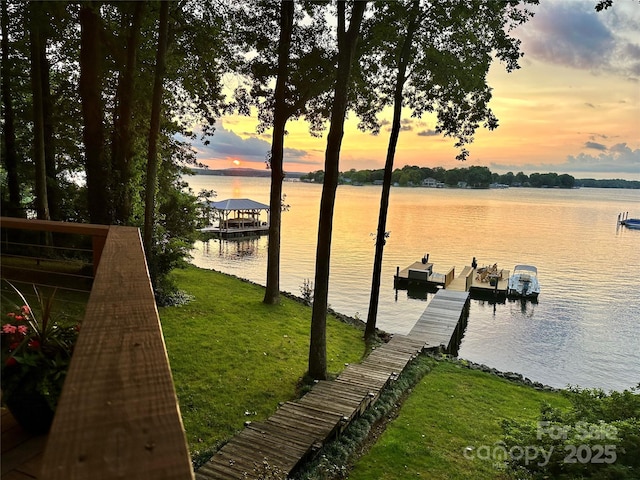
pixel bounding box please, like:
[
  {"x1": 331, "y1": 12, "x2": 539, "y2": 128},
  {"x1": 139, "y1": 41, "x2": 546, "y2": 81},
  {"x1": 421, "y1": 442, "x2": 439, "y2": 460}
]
[
  {"x1": 1, "y1": 279, "x2": 88, "y2": 327},
  {"x1": 158, "y1": 265, "x2": 366, "y2": 463},
  {"x1": 347, "y1": 360, "x2": 571, "y2": 480}
]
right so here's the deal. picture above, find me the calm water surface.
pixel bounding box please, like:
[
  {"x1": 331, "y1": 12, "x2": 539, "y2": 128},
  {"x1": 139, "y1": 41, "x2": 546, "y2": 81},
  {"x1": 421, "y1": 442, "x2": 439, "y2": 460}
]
[{"x1": 186, "y1": 175, "x2": 640, "y2": 392}]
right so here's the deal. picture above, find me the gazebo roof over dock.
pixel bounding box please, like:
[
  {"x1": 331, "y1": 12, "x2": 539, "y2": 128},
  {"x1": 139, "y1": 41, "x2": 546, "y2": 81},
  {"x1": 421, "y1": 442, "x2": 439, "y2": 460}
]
[{"x1": 208, "y1": 198, "x2": 269, "y2": 211}]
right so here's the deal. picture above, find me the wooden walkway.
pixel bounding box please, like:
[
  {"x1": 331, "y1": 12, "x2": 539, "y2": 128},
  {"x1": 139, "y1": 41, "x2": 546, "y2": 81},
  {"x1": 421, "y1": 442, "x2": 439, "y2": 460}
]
[{"x1": 196, "y1": 289, "x2": 470, "y2": 479}]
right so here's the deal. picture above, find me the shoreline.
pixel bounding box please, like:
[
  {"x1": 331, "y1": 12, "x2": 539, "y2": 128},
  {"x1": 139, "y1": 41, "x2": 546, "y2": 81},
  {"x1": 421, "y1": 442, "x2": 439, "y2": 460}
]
[{"x1": 184, "y1": 264, "x2": 566, "y2": 393}]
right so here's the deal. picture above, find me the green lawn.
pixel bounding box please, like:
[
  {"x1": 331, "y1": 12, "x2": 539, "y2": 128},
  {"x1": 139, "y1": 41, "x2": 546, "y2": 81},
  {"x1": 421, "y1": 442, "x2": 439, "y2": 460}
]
[
  {"x1": 347, "y1": 361, "x2": 570, "y2": 480},
  {"x1": 159, "y1": 265, "x2": 366, "y2": 461}
]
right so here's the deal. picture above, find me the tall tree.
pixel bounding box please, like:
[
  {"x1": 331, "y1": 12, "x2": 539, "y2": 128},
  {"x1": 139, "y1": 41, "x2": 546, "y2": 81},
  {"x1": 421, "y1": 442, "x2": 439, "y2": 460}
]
[
  {"x1": 234, "y1": 0, "x2": 333, "y2": 305},
  {"x1": 29, "y1": 0, "x2": 49, "y2": 220},
  {"x1": 308, "y1": 0, "x2": 368, "y2": 380},
  {"x1": 1, "y1": 0, "x2": 21, "y2": 216},
  {"x1": 111, "y1": 1, "x2": 145, "y2": 224},
  {"x1": 263, "y1": 0, "x2": 294, "y2": 305},
  {"x1": 144, "y1": 0, "x2": 170, "y2": 261},
  {"x1": 79, "y1": 2, "x2": 110, "y2": 224},
  {"x1": 365, "y1": 0, "x2": 420, "y2": 340},
  {"x1": 362, "y1": 0, "x2": 536, "y2": 337},
  {"x1": 40, "y1": 21, "x2": 59, "y2": 221}
]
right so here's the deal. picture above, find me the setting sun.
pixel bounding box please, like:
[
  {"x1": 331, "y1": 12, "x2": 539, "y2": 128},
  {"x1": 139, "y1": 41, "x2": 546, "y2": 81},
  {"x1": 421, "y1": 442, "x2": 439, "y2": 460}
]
[{"x1": 232, "y1": 159, "x2": 241, "y2": 166}]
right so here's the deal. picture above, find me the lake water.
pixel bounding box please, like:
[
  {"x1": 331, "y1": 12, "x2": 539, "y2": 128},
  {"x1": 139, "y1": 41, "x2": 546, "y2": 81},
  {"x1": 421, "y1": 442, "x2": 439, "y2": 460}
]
[{"x1": 185, "y1": 175, "x2": 640, "y2": 392}]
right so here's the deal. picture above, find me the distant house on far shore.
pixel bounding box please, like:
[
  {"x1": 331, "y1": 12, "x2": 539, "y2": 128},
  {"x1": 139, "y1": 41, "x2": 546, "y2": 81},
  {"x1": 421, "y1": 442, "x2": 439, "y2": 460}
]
[{"x1": 423, "y1": 177, "x2": 437, "y2": 187}]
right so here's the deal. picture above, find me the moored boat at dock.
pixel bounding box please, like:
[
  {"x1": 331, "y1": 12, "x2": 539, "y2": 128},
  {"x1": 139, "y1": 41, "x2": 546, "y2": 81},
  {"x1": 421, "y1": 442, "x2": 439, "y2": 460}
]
[{"x1": 507, "y1": 265, "x2": 540, "y2": 299}]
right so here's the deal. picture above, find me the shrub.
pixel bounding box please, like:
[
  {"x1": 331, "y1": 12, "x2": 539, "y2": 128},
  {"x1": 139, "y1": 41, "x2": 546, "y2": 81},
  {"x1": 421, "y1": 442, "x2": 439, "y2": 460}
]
[{"x1": 501, "y1": 386, "x2": 640, "y2": 479}]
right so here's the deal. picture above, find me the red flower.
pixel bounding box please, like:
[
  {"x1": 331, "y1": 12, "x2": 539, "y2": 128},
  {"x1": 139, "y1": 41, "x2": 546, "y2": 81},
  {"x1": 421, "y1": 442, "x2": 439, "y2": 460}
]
[
  {"x1": 9, "y1": 342, "x2": 20, "y2": 351},
  {"x1": 5, "y1": 357, "x2": 17, "y2": 367},
  {"x1": 13, "y1": 315, "x2": 24, "y2": 322},
  {"x1": 6, "y1": 312, "x2": 15, "y2": 318},
  {"x1": 20, "y1": 305, "x2": 31, "y2": 315},
  {"x1": 28, "y1": 339, "x2": 41, "y2": 350},
  {"x1": 2, "y1": 324, "x2": 17, "y2": 334}
]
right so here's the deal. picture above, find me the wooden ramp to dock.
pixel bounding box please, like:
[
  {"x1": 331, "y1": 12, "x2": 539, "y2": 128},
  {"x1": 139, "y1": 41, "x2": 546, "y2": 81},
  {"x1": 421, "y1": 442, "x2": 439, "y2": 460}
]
[
  {"x1": 196, "y1": 335, "x2": 425, "y2": 480},
  {"x1": 197, "y1": 289, "x2": 471, "y2": 480},
  {"x1": 409, "y1": 289, "x2": 470, "y2": 350}
]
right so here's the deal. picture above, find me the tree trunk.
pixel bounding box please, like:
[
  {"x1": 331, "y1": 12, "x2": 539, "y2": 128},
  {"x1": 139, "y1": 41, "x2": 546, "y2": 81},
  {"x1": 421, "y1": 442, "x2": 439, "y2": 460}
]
[
  {"x1": 112, "y1": 2, "x2": 144, "y2": 224},
  {"x1": 308, "y1": 0, "x2": 367, "y2": 380},
  {"x1": 365, "y1": 1, "x2": 420, "y2": 340},
  {"x1": 144, "y1": 0, "x2": 169, "y2": 268},
  {"x1": 1, "y1": 0, "x2": 21, "y2": 216},
  {"x1": 263, "y1": 0, "x2": 294, "y2": 305},
  {"x1": 40, "y1": 23, "x2": 59, "y2": 221},
  {"x1": 80, "y1": 3, "x2": 110, "y2": 224},
  {"x1": 29, "y1": 1, "x2": 49, "y2": 220}
]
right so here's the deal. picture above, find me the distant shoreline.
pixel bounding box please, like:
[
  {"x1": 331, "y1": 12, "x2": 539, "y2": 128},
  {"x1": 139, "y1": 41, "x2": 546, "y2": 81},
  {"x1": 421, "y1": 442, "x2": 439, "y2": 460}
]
[
  {"x1": 190, "y1": 167, "x2": 305, "y2": 178},
  {"x1": 189, "y1": 167, "x2": 639, "y2": 189}
]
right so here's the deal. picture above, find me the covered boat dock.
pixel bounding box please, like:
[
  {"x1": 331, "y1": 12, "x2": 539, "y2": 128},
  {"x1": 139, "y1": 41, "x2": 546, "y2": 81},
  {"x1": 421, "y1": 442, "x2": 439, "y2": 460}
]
[{"x1": 201, "y1": 198, "x2": 270, "y2": 238}]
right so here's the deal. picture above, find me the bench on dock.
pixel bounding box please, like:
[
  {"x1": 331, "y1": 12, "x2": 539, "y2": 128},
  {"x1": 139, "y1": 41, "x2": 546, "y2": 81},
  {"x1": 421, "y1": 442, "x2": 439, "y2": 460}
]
[{"x1": 408, "y1": 267, "x2": 431, "y2": 281}]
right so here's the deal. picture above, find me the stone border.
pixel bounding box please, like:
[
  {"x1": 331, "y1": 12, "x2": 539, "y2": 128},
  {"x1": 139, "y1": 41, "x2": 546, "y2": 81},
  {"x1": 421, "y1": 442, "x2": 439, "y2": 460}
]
[{"x1": 438, "y1": 355, "x2": 560, "y2": 392}]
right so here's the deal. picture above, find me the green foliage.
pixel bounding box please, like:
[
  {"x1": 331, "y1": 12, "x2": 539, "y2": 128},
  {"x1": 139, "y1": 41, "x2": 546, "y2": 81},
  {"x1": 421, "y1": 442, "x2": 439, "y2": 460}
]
[
  {"x1": 501, "y1": 386, "x2": 640, "y2": 479},
  {"x1": 335, "y1": 165, "x2": 582, "y2": 188},
  {"x1": 300, "y1": 170, "x2": 325, "y2": 183},
  {"x1": 576, "y1": 178, "x2": 640, "y2": 189},
  {"x1": 299, "y1": 278, "x2": 314, "y2": 306}
]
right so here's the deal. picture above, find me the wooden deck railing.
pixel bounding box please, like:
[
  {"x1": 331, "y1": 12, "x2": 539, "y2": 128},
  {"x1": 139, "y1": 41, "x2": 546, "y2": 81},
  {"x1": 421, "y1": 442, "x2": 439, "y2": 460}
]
[{"x1": 0, "y1": 217, "x2": 194, "y2": 479}]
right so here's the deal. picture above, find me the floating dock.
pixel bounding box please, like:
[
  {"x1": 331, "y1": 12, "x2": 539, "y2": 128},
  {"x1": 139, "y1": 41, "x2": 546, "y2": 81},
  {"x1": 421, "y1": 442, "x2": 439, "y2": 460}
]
[
  {"x1": 200, "y1": 225, "x2": 269, "y2": 238},
  {"x1": 393, "y1": 261, "x2": 454, "y2": 290},
  {"x1": 395, "y1": 260, "x2": 509, "y2": 298}
]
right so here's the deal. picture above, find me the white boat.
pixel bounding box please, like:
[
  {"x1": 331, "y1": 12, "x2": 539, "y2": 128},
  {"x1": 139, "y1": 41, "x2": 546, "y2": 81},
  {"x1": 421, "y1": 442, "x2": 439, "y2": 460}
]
[{"x1": 507, "y1": 265, "x2": 540, "y2": 299}]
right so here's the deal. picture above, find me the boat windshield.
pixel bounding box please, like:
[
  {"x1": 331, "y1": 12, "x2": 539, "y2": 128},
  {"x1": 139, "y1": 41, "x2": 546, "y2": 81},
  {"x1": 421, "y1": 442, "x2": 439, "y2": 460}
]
[{"x1": 513, "y1": 265, "x2": 538, "y2": 275}]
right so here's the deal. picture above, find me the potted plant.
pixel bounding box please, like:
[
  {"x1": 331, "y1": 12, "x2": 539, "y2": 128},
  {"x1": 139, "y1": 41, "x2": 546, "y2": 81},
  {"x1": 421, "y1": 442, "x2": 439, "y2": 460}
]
[{"x1": 1, "y1": 282, "x2": 79, "y2": 433}]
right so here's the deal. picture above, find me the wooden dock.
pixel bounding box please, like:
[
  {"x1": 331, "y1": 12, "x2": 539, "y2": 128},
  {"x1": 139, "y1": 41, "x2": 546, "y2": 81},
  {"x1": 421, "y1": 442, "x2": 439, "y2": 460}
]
[
  {"x1": 200, "y1": 225, "x2": 269, "y2": 239},
  {"x1": 409, "y1": 289, "x2": 470, "y2": 349},
  {"x1": 396, "y1": 260, "x2": 509, "y2": 298},
  {"x1": 393, "y1": 261, "x2": 455, "y2": 289},
  {"x1": 196, "y1": 290, "x2": 470, "y2": 479}
]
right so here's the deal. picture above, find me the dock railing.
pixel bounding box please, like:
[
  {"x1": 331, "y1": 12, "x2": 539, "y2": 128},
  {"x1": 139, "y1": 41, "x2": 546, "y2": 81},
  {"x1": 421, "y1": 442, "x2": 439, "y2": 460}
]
[
  {"x1": 444, "y1": 267, "x2": 455, "y2": 287},
  {"x1": 0, "y1": 217, "x2": 194, "y2": 479}
]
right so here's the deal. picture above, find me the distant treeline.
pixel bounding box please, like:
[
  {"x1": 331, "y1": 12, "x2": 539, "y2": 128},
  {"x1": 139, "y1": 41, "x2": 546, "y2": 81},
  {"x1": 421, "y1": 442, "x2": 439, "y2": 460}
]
[
  {"x1": 575, "y1": 178, "x2": 640, "y2": 189},
  {"x1": 300, "y1": 166, "x2": 639, "y2": 189}
]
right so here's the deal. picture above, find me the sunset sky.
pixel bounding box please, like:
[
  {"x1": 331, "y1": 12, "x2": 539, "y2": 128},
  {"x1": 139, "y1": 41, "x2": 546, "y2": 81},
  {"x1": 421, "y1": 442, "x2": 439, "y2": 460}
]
[{"x1": 191, "y1": 0, "x2": 640, "y2": 180}]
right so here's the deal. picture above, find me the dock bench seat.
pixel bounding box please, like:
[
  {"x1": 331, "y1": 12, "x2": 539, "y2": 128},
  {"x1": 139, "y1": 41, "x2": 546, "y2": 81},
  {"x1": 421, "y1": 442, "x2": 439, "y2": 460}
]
[{"x1": 408, "y1": 268, "x2": 431, "y2": 281}]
